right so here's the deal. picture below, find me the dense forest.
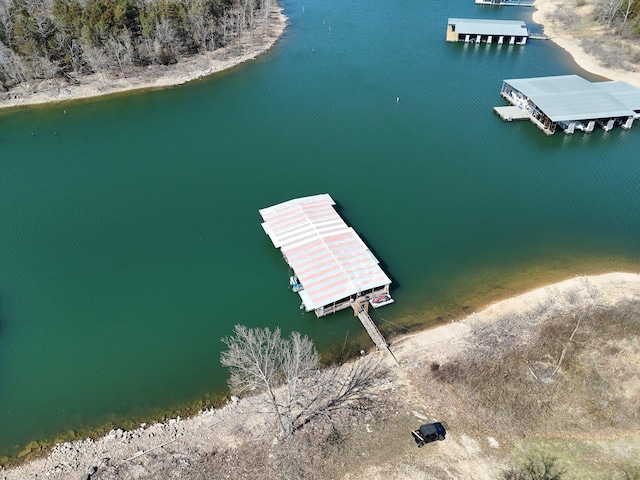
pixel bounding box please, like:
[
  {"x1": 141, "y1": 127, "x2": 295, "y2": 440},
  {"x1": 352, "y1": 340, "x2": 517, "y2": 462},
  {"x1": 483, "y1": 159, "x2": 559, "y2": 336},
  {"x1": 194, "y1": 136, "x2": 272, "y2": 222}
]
[{"x1": 0, "y1": 0, "x2": 274, "y2": 92}]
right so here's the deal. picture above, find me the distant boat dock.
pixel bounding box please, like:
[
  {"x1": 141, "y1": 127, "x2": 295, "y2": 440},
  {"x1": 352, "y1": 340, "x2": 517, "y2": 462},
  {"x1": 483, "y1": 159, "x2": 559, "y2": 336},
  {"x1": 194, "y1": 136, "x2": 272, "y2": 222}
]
[
  {"x1": 260, "y1": 194, "x2": 397, "y2": 361},
  {"x1": 446, "y1": 18, "x2": 529, "y2": 45},
  {"x1": 475, "y1": 0, "x2": 535, "y2": 6},
  {"x1": 496, "y1": 74, "x2": 640, "y2": 135}
]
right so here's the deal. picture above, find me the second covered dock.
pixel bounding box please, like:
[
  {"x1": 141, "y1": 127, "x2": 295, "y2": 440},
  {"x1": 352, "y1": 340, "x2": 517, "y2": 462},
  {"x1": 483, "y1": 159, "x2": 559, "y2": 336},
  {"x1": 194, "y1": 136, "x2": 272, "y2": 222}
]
[
  {"x1": 498, "y1": 74, "x2": 640, "y2": 135},
  {"x1": 446, "y1": 18, "x2": 529, "y2": 45}
]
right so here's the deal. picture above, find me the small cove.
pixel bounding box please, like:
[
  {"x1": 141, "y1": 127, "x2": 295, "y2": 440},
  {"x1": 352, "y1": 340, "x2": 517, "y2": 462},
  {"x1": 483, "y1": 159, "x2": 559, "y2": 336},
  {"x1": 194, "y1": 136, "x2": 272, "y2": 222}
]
[{"x1": 1, "y1": 0, "x2": 640, "y2": 458}]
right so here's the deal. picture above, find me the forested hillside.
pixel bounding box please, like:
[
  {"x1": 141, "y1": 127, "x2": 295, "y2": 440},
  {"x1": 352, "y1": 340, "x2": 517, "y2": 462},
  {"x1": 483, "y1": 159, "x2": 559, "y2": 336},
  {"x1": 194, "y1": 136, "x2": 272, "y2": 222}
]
[{"x1": 0, "y1": 0, "x2": 274, "y2": 92}]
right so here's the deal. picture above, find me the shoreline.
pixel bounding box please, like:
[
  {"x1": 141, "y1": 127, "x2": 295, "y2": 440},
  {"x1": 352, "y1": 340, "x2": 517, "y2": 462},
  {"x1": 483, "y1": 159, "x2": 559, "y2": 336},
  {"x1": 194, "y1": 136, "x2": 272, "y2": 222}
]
[
  {"x1": 532, "y1": 0, "x2": 640, "y2": 88},
  {"x1": 2, "y1": 271, "x2": 639, "y2": 479},
  {"x1": 3, "y1": 0, "x2": 639, "y2": 110},
  {"x1": 0, "y1": 5, "x2": 287, "y2": 111},
  {"x1": 1, "y1": 0, "x2": 640, "y2": 475}
]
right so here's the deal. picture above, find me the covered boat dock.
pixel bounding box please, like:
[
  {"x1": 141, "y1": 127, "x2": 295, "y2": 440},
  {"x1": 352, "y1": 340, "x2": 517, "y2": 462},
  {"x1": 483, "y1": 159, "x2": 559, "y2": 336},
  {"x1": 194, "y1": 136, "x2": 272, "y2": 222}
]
[
  {"x1": 499, "y1": 74, "x2": 640, "y2": 135},
  {"x1": 446, "y1": 18, "x2": 529, "y2": 45},
  {"x1": 259, "y1": 194, "x2": 393, "y2": 318},
  {"x1": 260, "y1": 194, "x2": 397, "y2": 361}
]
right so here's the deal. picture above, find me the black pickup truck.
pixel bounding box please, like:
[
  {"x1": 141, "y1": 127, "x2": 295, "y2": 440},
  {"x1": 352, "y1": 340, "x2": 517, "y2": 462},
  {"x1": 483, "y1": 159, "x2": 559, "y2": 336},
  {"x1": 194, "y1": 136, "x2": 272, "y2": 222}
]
[{"x1": 411, "y1": 422, "x2": 446, "y2": 447}]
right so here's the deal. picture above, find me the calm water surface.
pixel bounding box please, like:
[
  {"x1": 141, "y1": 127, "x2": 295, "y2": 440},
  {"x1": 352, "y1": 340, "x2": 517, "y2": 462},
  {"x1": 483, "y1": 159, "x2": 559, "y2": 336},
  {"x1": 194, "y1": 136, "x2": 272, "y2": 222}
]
[{"x1": 1, "y1": 0, "x2": 639, "y2": 457}]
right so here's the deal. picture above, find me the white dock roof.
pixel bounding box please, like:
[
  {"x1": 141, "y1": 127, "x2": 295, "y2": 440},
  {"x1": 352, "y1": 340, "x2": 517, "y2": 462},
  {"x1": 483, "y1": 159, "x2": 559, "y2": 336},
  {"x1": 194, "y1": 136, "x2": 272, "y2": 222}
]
[
  {"x1": 448, "y1": 18, "x2": 528, "y2": 37},
  {"x1": 504, "y1": 75, "x2": 640, "y2": 121},
  {"x1": 259, "y1": 194, "x2": 391, "y2": 311}
]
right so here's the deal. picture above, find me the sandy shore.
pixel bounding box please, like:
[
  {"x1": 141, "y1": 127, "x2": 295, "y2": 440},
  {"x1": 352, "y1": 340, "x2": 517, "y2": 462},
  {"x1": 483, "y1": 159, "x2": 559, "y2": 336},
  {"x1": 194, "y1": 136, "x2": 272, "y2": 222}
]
[
  {"x1": 0, "y1": 5, "x2": 287, "y2": 110},
  {"x1": 532, "y1": 0, "x2": 640, "y2": 88},
  {"x1": 2, "y1": 271, "x2": 639, "y2": 479}
]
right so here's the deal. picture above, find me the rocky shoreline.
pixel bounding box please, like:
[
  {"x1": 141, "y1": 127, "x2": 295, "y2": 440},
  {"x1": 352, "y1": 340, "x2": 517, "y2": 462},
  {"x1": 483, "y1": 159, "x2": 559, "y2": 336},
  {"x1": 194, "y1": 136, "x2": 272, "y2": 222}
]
[
  {"x1": 1, "y1": 396, "x2": 271, "y2": 479},
  {"x1": 2, "y1": 272, "x2": 640, "y2": 479}
]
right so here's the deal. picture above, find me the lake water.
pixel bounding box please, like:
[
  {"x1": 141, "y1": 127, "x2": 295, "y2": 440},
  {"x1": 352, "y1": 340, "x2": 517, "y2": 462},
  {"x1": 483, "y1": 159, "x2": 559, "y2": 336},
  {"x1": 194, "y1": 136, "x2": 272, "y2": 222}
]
[{"x1": 1, "y1": 0, "x2": 639, "y2": 458}]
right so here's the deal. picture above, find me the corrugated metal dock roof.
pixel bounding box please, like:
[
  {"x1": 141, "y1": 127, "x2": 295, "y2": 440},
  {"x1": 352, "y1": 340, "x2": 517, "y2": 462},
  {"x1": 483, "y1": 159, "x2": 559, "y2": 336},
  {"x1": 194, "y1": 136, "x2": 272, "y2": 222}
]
[
  {"x1": 504, "y1": 75, "x2": 640, "y2": 121},
  {"x1": 259, "y1": 194, "x2": 391, "y2": 312},
  {"x1": 448, "y1": 18, "x2": 528, "y2": 36}
]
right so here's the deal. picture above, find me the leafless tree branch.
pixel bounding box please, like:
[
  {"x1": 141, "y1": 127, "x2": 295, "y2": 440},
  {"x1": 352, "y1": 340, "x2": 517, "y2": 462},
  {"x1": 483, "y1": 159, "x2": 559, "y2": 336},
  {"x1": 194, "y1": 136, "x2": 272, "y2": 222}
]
[{"x1": 221, "y1": 325, "x2": 386, "y2": 437}]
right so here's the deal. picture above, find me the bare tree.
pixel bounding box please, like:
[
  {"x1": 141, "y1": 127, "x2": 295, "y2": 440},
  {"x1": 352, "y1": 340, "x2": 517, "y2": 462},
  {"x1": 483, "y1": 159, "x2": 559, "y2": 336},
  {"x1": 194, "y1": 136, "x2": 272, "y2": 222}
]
[
  {"x1": 153, "y1": 18, "x2": 178, "y2": 64},
  {"x1": 188, "y1": 6, "x2": 209, "y2": 51},
  {"x1": 619, "y1": 0, "x2": 634, "y2": 33},
  {"x1": 260, "y1": 0, "x2": 272, "y2": 32},
  {"x1": 242, "y1": 0, "x2": 255, "y2": 41},
  {"x1": 220, "y1": 325, "x2": 386, "y2": 437},
  {"x1": 105, "y1": 32, "x2": 135, "y2": 76},
  {"x1": 0, "y1": 40, "x2": 32, "y2": 91},
  {"x1": 219, "y1": 10, "x2": 232, "y2": 53},
  {"x1": 595, "y1": 0, "x2": 622, "y2": 29},
  {"x1": 82, "y1": 43, "x2": 110, "y2": 78},
  {"x1": 0, "y1": 0, "x2": 17, "y2": 49},
  {"x1": 503, "y1": 455, "x2": 566, "y2": 479}
]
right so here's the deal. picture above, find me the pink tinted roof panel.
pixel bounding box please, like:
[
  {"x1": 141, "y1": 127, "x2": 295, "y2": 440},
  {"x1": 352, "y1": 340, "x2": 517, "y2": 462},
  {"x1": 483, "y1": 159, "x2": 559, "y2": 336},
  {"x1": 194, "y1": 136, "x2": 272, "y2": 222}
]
[{"x1": 259, "y1": 194, "x2": 391, "y2": 310}]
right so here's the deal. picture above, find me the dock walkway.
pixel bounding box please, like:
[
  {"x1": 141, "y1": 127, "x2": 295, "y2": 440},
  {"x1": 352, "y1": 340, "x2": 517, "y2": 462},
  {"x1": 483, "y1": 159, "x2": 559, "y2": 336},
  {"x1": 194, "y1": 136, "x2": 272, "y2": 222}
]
[
  {"x1": 494, "y1": 105, "x2": 529, "y2": 121},
  {"x1": 529, "y1": 33, "x2": 548, "y2": 40},
  {"x1": 353, "y1": 302, "x2": 398, "y2": 365}
]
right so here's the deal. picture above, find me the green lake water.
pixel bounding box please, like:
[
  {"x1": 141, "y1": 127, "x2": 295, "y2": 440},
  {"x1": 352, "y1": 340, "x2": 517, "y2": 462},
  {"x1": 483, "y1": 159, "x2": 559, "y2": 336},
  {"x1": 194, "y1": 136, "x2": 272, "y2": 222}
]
[{"x1": 1, "y1": 0, "x2": 640, "y2": 458}]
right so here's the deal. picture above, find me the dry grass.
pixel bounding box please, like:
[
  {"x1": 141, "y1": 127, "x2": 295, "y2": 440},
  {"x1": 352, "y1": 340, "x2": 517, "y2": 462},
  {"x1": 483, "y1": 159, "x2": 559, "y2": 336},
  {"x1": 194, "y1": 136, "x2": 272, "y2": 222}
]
[
  {"x1": 431, "y1": 300, "x2": 640, "y2": 438},
  {"x1": 247, "y1": 295, "x2": 640, "y2": 480},
  {"x1": 581, "y1": 37, "x2": 640, "y2": 71},
  {"x1": 178, "y1": 298, "x2": 640, "y2": 480}
]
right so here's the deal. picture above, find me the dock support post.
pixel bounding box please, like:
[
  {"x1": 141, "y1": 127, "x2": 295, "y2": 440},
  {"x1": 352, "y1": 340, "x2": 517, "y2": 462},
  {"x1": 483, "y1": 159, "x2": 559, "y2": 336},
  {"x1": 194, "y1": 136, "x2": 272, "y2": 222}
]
[
  {"x1": 564, "y1": 122, "x2": 575, "y2": 134},
  {"x1": 353, "y1": 298, "x2": 369, "y2": 316}
]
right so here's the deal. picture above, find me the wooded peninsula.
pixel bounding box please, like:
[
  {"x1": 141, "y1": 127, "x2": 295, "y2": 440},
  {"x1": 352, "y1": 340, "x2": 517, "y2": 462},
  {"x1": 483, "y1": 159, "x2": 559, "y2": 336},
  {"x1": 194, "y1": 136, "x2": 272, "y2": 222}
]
[{"x1": 0, "y1": 0, "x2": 279, "y2": 103}]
